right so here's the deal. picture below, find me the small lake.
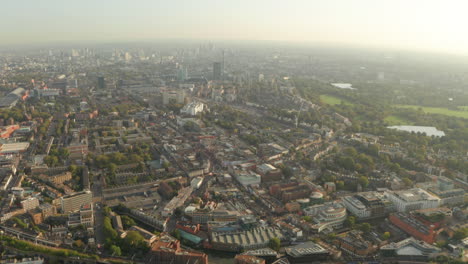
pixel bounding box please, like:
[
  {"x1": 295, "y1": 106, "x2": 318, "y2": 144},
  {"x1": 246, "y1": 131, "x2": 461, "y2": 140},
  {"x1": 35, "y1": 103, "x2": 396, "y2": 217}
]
[
  {"x1": 387, "y1": 125, "x2": 445, "y2": 137},
  {"x1": 331, "y1": 83, "x2": 356, "y2": 90}
]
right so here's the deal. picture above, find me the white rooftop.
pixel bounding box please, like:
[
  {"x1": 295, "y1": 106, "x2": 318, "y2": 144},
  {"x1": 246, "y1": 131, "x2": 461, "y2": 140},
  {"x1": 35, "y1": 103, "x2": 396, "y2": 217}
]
[{"x1": 397, "y1": 245, "x2": 424, "y2": 256}]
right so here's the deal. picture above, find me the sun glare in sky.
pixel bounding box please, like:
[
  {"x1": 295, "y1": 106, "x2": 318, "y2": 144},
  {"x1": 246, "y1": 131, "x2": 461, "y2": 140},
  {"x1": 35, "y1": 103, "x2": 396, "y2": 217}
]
[{"x1": 1, "y1": 0, "x2": 468, "y2": 54}]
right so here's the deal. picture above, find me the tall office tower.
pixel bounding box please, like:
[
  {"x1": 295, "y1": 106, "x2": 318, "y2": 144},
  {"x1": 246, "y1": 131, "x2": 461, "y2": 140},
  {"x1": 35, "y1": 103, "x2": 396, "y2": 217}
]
[
  {"x1": 222, "y1": 50, "x2": 225, "y2": 82},
  {"x1": 125, "y1": 52, "x2": 132, "y2": 61},
  {"x1": 97, "y1": 76, "x2": 105, "y2": 89},
  {"x1": 71, "y1": 49, "x2": 80, "y2": 57},
  {"x1": 178, "y1": 67, "x2": 188, "y2": 81},
  {"x1": 213, "y1": 62, "x2": 222, "y2": 80}
]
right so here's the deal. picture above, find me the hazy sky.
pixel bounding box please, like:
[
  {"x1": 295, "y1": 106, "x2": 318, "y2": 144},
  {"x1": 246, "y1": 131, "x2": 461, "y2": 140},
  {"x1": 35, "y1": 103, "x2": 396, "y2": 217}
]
[{"x1": 2, "y1": 0, "x2": 468, "y2": 54}]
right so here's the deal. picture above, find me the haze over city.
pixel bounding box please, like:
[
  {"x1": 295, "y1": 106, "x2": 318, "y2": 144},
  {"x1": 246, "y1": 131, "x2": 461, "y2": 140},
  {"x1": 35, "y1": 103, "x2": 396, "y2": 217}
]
[
  {"x1": 0, "y1": 1, "x2": 467, "y2": 264},
  {"x1": 2, "y1": 0, "x2": 468, "y2": 54}
]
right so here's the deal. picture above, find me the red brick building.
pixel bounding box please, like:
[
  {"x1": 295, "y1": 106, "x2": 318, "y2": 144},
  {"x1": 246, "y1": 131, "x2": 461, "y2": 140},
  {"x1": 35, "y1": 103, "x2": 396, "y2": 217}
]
[
  {"x1": 29, "y1": 209, "x2": 43, "y2": 225},
  {"x1": 0, "y1": 125, "x2": 19, "y2": 138},
  {"x1": 334, "y1": 230, "x2": 376, "y2": 257},
  {"x1": 285, "y1": 202, "x2": 301, "y2": 213},
  {"x1": 269, "y1": 182, "x2": 311, "y2": 202},
  {"x1": 148, "y1": 233, "x2": 208, "y2": 264},
  {"x1": 256, "y1": 163, "x2": 282, "y2": 183},
  {"x1": 389, "y1": 212, "x2": 437, "y2": 244},
  {"x1": 175, "y1": 222, "x2": 201, "y2": 235}
]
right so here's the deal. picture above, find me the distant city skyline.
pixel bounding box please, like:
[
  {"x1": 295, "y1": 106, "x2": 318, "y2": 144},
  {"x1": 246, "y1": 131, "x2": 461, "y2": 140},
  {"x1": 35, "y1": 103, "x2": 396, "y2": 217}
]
[{"x1": 2, "y1": 0, "x2": 468, "y2": 54}]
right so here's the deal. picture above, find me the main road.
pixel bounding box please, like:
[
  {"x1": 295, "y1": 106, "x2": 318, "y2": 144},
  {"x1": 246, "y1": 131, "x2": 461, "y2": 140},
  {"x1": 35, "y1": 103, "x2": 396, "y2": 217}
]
[{"x1": 91, "y1": 170, "x2": 105, "y2": 248}]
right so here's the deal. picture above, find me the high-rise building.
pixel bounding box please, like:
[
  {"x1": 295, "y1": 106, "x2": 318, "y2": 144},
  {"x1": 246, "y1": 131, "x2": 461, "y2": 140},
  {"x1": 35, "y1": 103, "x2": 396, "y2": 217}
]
[
  {"x1": 97, "y1": 76, "x2": 105, "y2": 89},
  {"x1": 71, "y1": 49, "x2": 79, "y2": 57},
  {"x1": 177, "y1": 67, "x2": 188, "y2": 81},
  {"x1": 213, "y1": 62, "x2": 222, "y2": 80},
  {"x1": 125, "y1": 52, "x2": 132, "y2": 61},
  {"x1": 60, "y1": 190, "x2": 92, "y2": 213},
  {"x1": 21, "y1": 197, "x2": 39, "y2": 211}
]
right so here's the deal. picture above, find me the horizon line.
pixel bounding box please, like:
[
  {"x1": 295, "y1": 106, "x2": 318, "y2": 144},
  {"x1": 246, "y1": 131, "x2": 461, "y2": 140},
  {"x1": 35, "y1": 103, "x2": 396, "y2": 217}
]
[{"x1": 1, "y1": 38, "x2": 468, "y2": 58}]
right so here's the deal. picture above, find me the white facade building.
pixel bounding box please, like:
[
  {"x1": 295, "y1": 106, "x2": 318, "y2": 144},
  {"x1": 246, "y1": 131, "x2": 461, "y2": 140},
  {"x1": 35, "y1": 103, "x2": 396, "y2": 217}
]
[
  {"x1": 37, "y1": 88, "x2": 60, "y2": 98},
  {"x1": 385, "y1": 188, "x2": 440, "y2": 212},
  {"x1": 180, "y1": 101, "x2": 206, "y2": 116},
  {"x1": 191, "y1": 177, "x2": 204, "y2": 189},
  {"x1": 342, "y1": 195, "x2": 371, "y2": 219},
  {"x1": 235, "y1": 171, "x2": 261, "y2": 187},
  {"x1": 304, "y1": 201, "x2": 347, "y2": 233}
]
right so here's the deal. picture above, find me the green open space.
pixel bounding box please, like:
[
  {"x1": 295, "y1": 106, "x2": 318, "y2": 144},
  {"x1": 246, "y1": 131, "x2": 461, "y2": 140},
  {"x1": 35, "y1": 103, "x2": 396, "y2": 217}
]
[
  {"x1": 395, "y1": 105, "x2": 468, "y2": 119},
  {"x1": 320, "y1": 95, "x2": 353, "y2": 106},
  {"x1": 384, "y1": 115, "x2": 414, "y2": 125},
  {"x1": 1, "y1": 236, "x2": 98, "y2": 260}
]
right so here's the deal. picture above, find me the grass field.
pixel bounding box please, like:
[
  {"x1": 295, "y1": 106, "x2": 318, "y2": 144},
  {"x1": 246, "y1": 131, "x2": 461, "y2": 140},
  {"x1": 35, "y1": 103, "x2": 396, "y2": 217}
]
[
  {"x1": 384, "y1": 115, "x2": 414, "y2": 125},
  {"x1": 320, "y1": 95, "x2": 353, "y2": 106},
  {"x1": 395, "y1": 105, "x2": 468, "y2": 119}
]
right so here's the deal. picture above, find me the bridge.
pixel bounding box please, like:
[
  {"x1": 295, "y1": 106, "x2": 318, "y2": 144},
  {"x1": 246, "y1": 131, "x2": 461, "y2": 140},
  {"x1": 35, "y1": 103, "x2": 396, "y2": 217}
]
[{"x1": 0, "y1": 226, "x2": 59, "y2": 247}]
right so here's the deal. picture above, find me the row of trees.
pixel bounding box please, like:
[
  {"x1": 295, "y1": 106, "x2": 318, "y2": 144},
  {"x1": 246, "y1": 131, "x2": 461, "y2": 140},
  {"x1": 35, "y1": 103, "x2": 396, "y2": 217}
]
[
  {"x1": 98, "y1": 103, "x2": 143, "y2": 116},
  {"x1": 92, "y1": 142, "x2": 152, "y2": 169},
  {"x1": 335, "y1": 147, "x2": 376, "y2": 174},
  {"x1": 44, "y1": 148, "x2": 70, "y2": 167},
  {"x1": 0, "y1": 235, "x2": 98, "y2": 260},
  {"x1": 103, "y1": 216, "x2": 148, "y2": 258}
]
